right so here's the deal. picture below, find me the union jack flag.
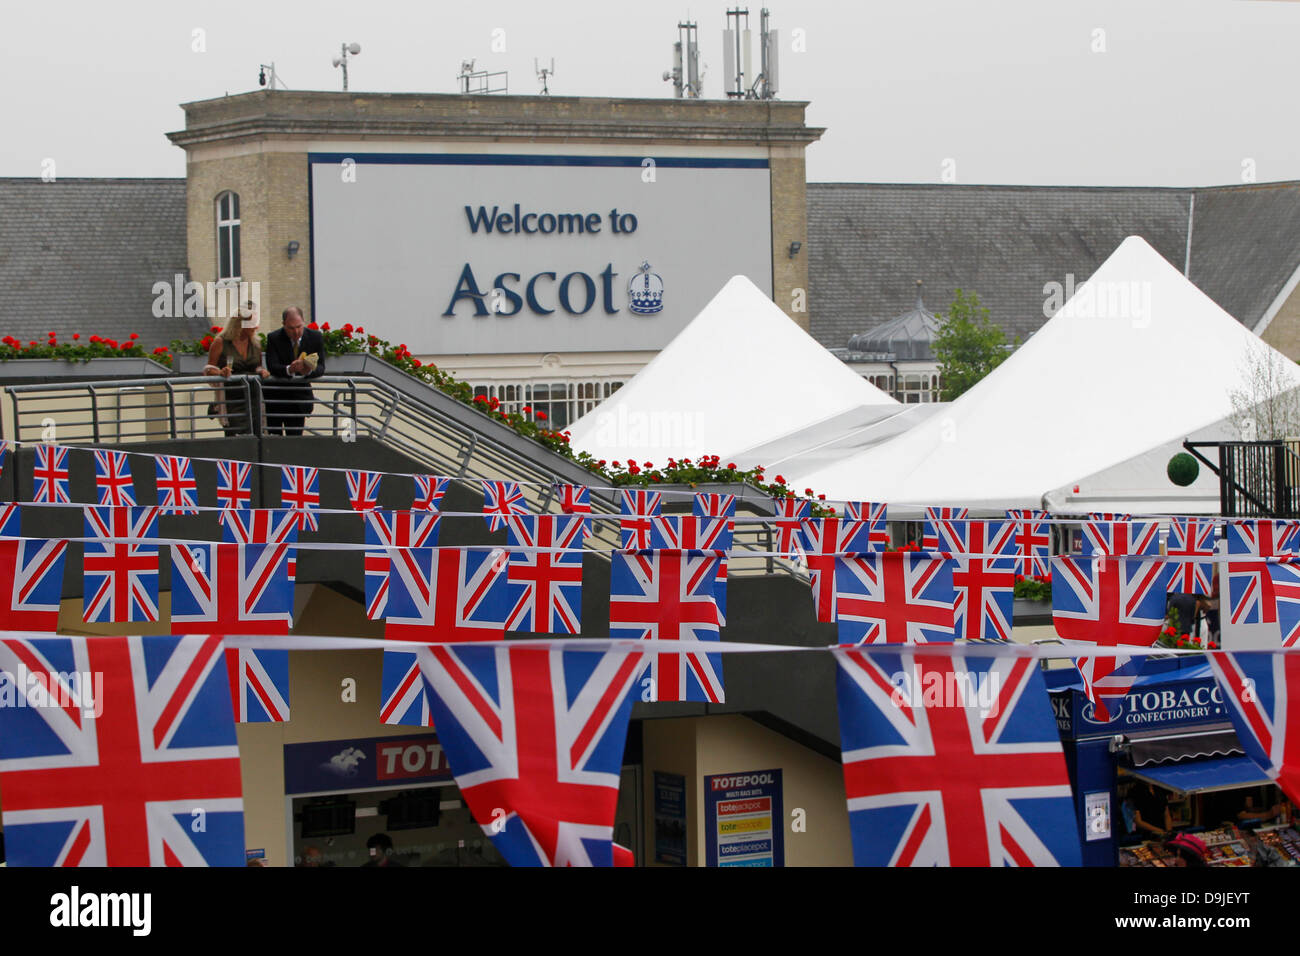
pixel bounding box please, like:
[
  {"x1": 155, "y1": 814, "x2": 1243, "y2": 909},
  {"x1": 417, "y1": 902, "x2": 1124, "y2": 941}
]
[
  {"x1": 619, "y1": 489, "x2": 662, "y2": 549},
  {"x1": 1207, "y1": 651, "x2": 1300, "y2": 805},
  {"x1": 553, "y1": 483, "x2": 591, "y2": 514},
  {"x1": 483, "y1": 480, "x2": 527, "y2": 531},
  {"x1": 1267, "y1": 563, "x2": 1300, "y2": 647},
  {"x1": 694, "y1": 493, "x2": 737, "y2": 524},
  {"x1": 1090, "y1": 512, "x2": 1133, "y2": 521},
  {"x1": 82, "y1": 506, "x2": 161, "y2": 624},
  {"x1": 385, "y1": 547, "x2": 511, "y2": 642},
  {"x1": 0, "y1": 501, "x2": 18, "y2": 536},
  {"x1": 922, "y1": 507, "x2": 969, "y2": 550},
  {"x1": 379, "y1": 649, "x2": 435, "y2": 727},
  {"x1": 609, "y1": 550, "x2": 723, "y2": 702},
  {"x1": 346, "y1": 470, "x2": 382, "y2": 511},
  {"x1": 280, "y1": 465, "x2": 320, "y2": 531},
  {"x1": 93, "y1": 450, "x2": 136, "y2": 506},
  {"x1": 800, "y1": 514, "x2": 874, "y2": 622},
  {"x1": 171, "y1": 542, "x2": 295, "y2": 635},
  {"x1": 932, "y1": 520, "x2": 1017, "y2": 642},
  {"x1": 0, "y1": 634, "x2": 244, "y2": 866},
  {"x1": 771, "y1": 496, "x2": 810, "y2": 557},
  {"x1": 503, "y1": 515, "x2": 585, "y2": 634},
  {"x1": 834, "y1": 553, "x2": 956, "y2": 645},
  {"x1": 0, "y1": 438, "x2": 9, "y2": 480},
  {"x1": 1167, "y1": 517, "x2": 1218, "y2": 595},
  {"x1": 846, "y1": 501, "x2": 890, "y2": 550},
  {"x1": 155, "y1": 455, "x2": 198, "y2": 514},
  {"x1": 364, "y1": 510, "x2": 441, "y2": 620},
  {"x1": 224, "y1": 647, "x2": 290, "y2": 723},
  {"x1": 1006, "y1": 509, "x2": 1052, "y2": 577},
  {"x1": 0, "y1": 534, "x2": 67, "y2": 633},
  {"x1": 1080, "y1": 520, "x2": 1160, "y2": 556},
  {"x1": 417, "y1": 644, "x2": 644, "y2": 866},
  {"x1": 216, "y1": 460, "x2": 252, "y2": 510},
  {"x1": 1226, "y1": 520, "x2": 1295, "y2": 626},
  {"x1": 1051, "y1": 555, "x2": 1171, "y2": 721},
  {"x1": 221, "y1": 509, "x2": 300, "y2": 581},
  {"x1": 833, "y1": 647, "x2": 1080, "y2": 866},
  {"x1": 33, "y1": 444, "x2": 70, "y2": 504},
  {"x1": 413, "y1": 475, "x2": 449, "y2": 512},
  {"x1": 651, "y1": 515, "x2": 732, "y2": 622}
]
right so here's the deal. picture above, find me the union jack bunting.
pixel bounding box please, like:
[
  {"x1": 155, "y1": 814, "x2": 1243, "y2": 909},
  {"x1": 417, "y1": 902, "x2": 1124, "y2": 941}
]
[
  {"x1": 936, "y1": 520, "x2": 1017, "y2": 642},
  {"x1": 33, "y1": 444, "x2": 71, "y2": 504},
  {"x1": 93, "y1": 450, "x2": 136, "y2": 507},
  {"x1": 1089, "y1": 512, "x2": 1133, "y2": 522},
  {"x1": 1167, "y1": 516, "x2": 1218, "y2": 595},
  {"x1": 0, "y1": 534, "x2": 67, "y2": 633},
  {"x1": 694, "y1": 493, "x2": 737, "y2": 524},
  {"x1": 503, "y1": 515, "x2": 585, "y2": 634},
  {"x1": 1226, "y1": 520, "x2": 1295, "y2": 627},
  {"x1": 553, "y1": 483, "x2": 591, "y2": 514},
  {"x1": 0, "y1": 634, "x2": 244, "y2": 866},
  {"x1": 346, "y1": 470, "x2": 382, "y2": 511},
  {"x1": 0, "y1": 438, "x2": 8, "y2": 479},
  {"x1": 650, "y1": 515, "x2": 733, "y2": 623},
  {"x1": 834, "y1": 553, "x2": 956, "y2": 645},
  {"x1": 221, "y1": 509, "x2": 300, "y2": 582},
  {"x1": 82, "y1": 506, "x2": 161, "y2": 624},
  {"x1": 155, "y1": 455, "x2": 198, "y2": 514},
  {"x1": 171, "y1": 542, "x2": 294, "y2": 634},
  {"x1": 280, "y1": 465, "x2": 320, "y2": 531},
  {"x1": 417, "y1": 644, "x2": 644, "y2": 866},
  {"x1": 385, "y1": 546, "x2": 511, "y2": 642},
  {"x1": 224, "y1": 647, "x2": 291, "y2": 723},
  {"x1": 1006, "y1": 509, "x2": 1052, "y2": 577},
  {"x1": 922, "y1": 507, "x2": 969, "y2": 550},
  {"x1": 609, "y1": 549, "x2": 723, "y2": 702},
  {"x1": 364, "y1": 510, "x2": 441, "y2": 620},
  {"x1": 1267, "y1": 563, "x2": 1300, "y2": 647},
  {"x1": 771, "y1": 496, "x2": 811, "y2": 557},
  {"x1": 483, "y1": 480, "x2": 527, "y2": 531},
  {"x1": 0, "y1": 501, "x2": 18, "y2": 536},
  {"x1": 1207, "y1": 652, "x2": 1300, "y2": 804},
  {"x1": 413, "y1": 475, "x2": 450, "y2": 512},
  {"x1": 846, "y1": 501, "x2": 890, "y2": 550},
  {"x1": 1080, "y1": 520, "x2": 1161, "y2": 557},
  {"x1": 833, "y1": 647, "x2": 1080, "y2": 866},
  {"x1": 216, "y1": 460, "x2": 253, "y2": 510},
  {"x1": 800, "y1": 514, "x2": 875, "y2": 622},
  {"x1": 379, "y1": 649, "x2": 435, "y2": 727},
  {"x1": 619, "y1": 489, "x2": 662, "y2": 549},
  {"x1": 1051, "y1": 555, "x2": 1171, "y2": 721}
]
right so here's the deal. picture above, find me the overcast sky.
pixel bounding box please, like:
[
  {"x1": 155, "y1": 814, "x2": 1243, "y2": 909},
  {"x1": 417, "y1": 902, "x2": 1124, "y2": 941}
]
[{"x1": 4, "y1": 0, "x2": 1299, "y2": 186}]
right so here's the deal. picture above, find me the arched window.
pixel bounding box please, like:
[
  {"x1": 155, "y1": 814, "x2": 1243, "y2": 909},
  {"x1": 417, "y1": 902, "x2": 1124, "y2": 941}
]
[{"x1": 216, "y1": 191, "x2": 241, "y2": 281}]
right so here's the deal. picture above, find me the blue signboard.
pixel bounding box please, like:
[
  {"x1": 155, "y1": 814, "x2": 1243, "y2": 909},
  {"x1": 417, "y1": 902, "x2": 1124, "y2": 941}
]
[
  {"x1": 283, "y1": 734, "x2": 454, "y2": 795},
  {"x1": 654, "y1": 771, "x2": 687, "y2": 866},
  {"x1": 704, "y1": 769, "x2": 784, "y2": 867}
]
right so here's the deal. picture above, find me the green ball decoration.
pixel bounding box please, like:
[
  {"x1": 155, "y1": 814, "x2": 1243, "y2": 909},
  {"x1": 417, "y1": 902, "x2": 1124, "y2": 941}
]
[{"x1": 1167, "y1": 452, "x2": 1199, "y2": 487}]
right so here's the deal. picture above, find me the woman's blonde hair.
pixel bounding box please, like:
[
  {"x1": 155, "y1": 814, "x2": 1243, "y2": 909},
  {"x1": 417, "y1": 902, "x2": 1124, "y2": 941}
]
[{"x1": 219, "y1": 301, "x2": 259, "y2": 341}]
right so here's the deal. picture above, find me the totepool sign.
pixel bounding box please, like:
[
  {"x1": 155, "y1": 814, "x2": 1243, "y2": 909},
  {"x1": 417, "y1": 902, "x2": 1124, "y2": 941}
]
[{"x1": 309, "y1": 153, "x2": 773, "y2": 354}]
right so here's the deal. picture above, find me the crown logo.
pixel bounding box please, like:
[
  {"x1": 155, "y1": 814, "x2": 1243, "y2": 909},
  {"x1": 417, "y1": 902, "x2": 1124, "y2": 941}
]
[{"x1": 627, "y1": 260, "x2": 664, "y2": 315}]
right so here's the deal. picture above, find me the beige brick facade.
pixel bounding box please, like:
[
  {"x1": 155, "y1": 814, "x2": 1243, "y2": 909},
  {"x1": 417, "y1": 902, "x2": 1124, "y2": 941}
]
[
  {"x1": 169, "y1": 91, "x2": 822, "y2": 340},
  {"x1": 1260, "y1": 278, "x2": 1300, "y2": 360}
]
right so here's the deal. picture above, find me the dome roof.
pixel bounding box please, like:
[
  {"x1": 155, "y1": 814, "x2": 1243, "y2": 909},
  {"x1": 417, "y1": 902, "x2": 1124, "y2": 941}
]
[{"x1": 845, "y1": 280, "x2": 942, "y2": 361}]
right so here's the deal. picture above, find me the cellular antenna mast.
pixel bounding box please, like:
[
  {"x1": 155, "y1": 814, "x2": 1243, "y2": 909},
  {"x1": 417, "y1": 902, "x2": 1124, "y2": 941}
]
[
  {"x1": 722, "y1": 8, "x2": 779, "y2": 100},
  {"x1": 664, "y1": 21, "x2": 701, "y2": 97},
  {"x1": 535, "y1": 58, "x2": 555, "y2": 95},
  {"x1": 457, "y1": 58, "x2": 508, "y2": 94}
]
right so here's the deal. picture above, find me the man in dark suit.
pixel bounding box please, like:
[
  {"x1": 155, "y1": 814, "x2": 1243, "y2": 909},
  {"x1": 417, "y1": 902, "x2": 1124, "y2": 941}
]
[{"x1": 264, "y1": 306, "x2": 326, "y2": 436}]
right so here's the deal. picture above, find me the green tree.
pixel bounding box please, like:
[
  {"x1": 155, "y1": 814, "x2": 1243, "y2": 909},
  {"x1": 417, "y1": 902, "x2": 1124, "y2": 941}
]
[{"x1": 932, "y1": 289, "x2": 1012, "y2": 401}]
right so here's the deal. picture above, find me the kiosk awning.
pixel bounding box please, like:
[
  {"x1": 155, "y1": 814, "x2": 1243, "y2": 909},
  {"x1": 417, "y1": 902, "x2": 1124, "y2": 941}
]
[{"x1": 1130, "y1": 756, "x2": 1271, "y2": 796}]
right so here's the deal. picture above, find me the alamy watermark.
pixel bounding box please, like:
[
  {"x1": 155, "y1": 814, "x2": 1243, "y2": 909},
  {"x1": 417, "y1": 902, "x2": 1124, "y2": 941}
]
[
  {"x1": 889, "y1": 667, "x2": 1002, "y2": 718},
  {"x1": 1043, "y1": 273, "x2": 1152, "y2": 326},
  {"x1": 151, "y1": 274, "x2": 261, "y2": 321},
  {"x1": 0, "y1": 665, "x2": 103, "y2": 719}
]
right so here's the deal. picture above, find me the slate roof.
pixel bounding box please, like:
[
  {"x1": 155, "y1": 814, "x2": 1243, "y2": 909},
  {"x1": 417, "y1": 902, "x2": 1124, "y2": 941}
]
[
  {"x1": 0, "y1": 178, "x2": 202, "y2": 347},
  {"x1": 808, "y1": 181, "x2": 1300, "y2": 350}
]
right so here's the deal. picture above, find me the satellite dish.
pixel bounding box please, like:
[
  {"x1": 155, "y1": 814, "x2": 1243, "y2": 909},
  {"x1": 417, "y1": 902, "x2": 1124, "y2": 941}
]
[{"x1": 347, "y1": 42, "x2": 362, "y2": 55}]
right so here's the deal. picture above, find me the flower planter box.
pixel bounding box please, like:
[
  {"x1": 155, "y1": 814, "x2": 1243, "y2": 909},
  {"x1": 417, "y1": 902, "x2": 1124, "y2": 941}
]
[
  {"x1": 1013, "y1": 598, "x2": 1053, "y2": 626},
  {"x1": 0, "y1": 356, "x2": 172, "y2": 383}
]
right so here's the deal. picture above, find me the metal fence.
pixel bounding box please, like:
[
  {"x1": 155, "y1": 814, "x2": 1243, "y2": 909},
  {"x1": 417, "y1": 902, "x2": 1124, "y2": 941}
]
[{"x1": 1183, "y1": 440, "x2": 1300, "y2": 518}]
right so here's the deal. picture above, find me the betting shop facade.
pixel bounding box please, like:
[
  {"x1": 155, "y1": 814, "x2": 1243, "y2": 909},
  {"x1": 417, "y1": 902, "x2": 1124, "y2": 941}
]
[{"x1": 168, "y1": 90, "x2": 822, "y2": 430}]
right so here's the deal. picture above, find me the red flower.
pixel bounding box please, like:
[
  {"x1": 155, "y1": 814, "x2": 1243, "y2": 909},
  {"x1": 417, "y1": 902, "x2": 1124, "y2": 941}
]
[
  {"x1": 128, "y1": 333, "x2": 138, "y2": 340},
  {"x1": 628, "y1": 464, "x2": 641, "y2": 475},
  {"x1": 612, "y1": 461, "x2": 621, "y2": 468},
  {"x1": 775, "y1": 475, "x2": 786, "y2": 484},
  {"x1": 805, "y1": 488, "x2": 814, "y2": 496},
  {"x1": 120, "y1": 342, "x2": 131, "y2": 351},
  {"x1": 210, "y1": 326, "x2": 221, "y2": 333},
  {"x1": 818, "y1": 494, "x2": 826, "y2": 501},
  {"x1": 651, "y1": 475, "x2": 661, "y2": 483},
  {"x1": 643, "y1": 462, "x2": 653, "y2": 469},
  {"x1": 200, "y1": 336, "x2": 214, "y2": 350},
  {"x1": 412, "y1": 359, "x2": 422, "y2": 368},
  {"x1": 597, "y1": 459, "x2": 607, "y2": 466},
  {"x1": 322, "y1": 322, "x2": 331, "y2": 331},
  {"x1": 342, "y1": 323, "x2": 354, "y2": 334},
  {"x1": 727, "y1": 463, "x2": 737, "y2": 470},
  {"x1": 356, "y1": 326, "x2": 364, "y2": 334},
  {"x1": 72, "y1": 333, "x2": 80, "y2": 340},
  {"x1": 536, "y1": 411, "x2": 547, "y2": 420},
  {"x1": 522, "y1": 405, "x2": 532, "y2": 413},
  {"x1": 473, "y1": 395, "x2": 487, "y2": 404},
  {"x1": 308, "y1": 322, "x2": 319, "y2": 330}
]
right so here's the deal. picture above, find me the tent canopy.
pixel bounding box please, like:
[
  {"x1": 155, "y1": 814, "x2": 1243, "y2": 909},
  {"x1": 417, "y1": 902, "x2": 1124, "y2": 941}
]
[
  {"x1": 790, "y1": 236, "x2": 1300, "y2": 513},
  {"x1": 568, "y1": 275, "x2": 897, "y2": 464}
]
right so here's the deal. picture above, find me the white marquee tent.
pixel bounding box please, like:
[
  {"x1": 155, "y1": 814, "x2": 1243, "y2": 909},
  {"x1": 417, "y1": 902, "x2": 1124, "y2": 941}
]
[
  {"x1": 790, "y1": 236, "x2": 1300, "y2": 515},
  {"x1": 567, "y1": 275, "x2": 897, "y2": 464}
]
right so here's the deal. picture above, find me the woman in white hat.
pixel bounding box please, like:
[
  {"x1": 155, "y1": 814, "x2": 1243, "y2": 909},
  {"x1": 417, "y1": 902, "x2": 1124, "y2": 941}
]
[{"x1": 205, "y1": 301, "x2": 270, "y2": 435}]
